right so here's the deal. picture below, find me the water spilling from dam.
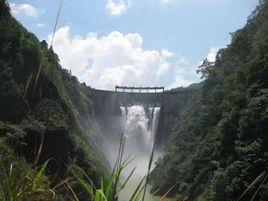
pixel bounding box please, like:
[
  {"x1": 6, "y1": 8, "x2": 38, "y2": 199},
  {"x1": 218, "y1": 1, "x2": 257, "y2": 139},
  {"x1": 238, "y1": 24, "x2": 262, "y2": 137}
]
[{"x1": 119, "y1": 105, "x2": 161, "y2": 200}]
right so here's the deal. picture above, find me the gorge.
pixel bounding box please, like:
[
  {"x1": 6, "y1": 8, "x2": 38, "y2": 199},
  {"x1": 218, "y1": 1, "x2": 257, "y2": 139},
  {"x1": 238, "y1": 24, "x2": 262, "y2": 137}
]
[{"x1": 0, "y1": 0, "x2": 268, "y2": 201}]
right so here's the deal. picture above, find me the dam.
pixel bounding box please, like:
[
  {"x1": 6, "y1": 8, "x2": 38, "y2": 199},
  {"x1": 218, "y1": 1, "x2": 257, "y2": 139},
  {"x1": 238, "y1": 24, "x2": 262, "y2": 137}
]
[
  {"x1": 91, "y1": 86, "x2": 195, "y2": 148},
  {"x1": 90, "y1": 86, "x2": 196, "y2": 200},
  {"x1": 91, "y1": 86, "x2": 194, "y2": 111}
]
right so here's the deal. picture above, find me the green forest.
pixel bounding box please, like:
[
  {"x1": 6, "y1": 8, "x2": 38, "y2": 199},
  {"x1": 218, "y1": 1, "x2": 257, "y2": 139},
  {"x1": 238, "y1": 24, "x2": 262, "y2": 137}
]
[
  {"x1": 0, "y1": 0, "x2": 268, "y2": 200},
  {"x1": 150, "y1": 1, "x2": 268, "y2": 200},
  {"x1": 0, "y1": 0, "x2": 108, "y2": 200}
]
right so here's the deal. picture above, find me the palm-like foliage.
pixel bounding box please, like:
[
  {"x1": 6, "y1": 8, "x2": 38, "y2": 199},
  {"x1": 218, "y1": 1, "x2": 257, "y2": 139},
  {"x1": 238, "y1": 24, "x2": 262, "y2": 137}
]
[
  {"x1": 68, "y1": 135, "x2": 149, "y2": 201},
  {"x1": 0, "y1": 157, "x2": 55, "y2": 201}
]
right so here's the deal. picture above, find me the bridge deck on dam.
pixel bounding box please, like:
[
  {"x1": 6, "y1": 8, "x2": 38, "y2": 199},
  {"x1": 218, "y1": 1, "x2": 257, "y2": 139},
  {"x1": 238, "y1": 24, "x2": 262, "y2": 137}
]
[{"x1": 91, "y1": 88, "x2": 196, "y2": 109}]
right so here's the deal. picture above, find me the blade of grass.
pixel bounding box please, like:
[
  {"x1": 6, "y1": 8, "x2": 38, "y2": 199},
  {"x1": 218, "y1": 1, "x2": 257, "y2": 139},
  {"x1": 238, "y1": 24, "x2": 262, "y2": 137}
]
[
  {"x1": 151, "y1": 188, "x2": 160, "y2": 196},
  {"x1": 112, "y1": 133, "x2": 124, "y2": 177},
  {"x1": 104, "y1": 175, "x2": 115, "y2": 200},
  {"x1": 33, "y1": 0, "x2": 64, "y2": 94},
  {"x1": 75, "y1": 174, "x2": 94, "y2": 199},
  {"x1": 50, "y1": 0, "x2": 64, "y2": 47},
  {"x1": 2, "y1": 165, "x2": 12, "y2": 201},
  {"x1": 96, "y1": 189, "x2": 108, "y2": 201},
  {"x1": 250, "y1": 174, "x2": 268, "y2": 201},
  {"x1": 122, "y1": 154, "x2": 136, "y2": 169},
  {"x1": 133, "y1": 185, "x2": 146, "y2": 201},
  {"x1": 33, "y1": 57, "x2": 44, "y2": 93},
  {"x1": 66, "y1": 182, "x2": 79, "y2": 201},
  {"x1": 129, "y1": 177, "x2": 146, "y2": 201},
  {"x1": 23, "y1": 73, "x2": 33, "y2": 98},
  {"x1": 0, "y1": 186, "x2": 6, "y2": 201},
  {"x1": 118, "y1": 136, "x2": 126, "y2": 167},
  {"x1": 116, "y1": 167, "x2": 136, "y2": 195},
  {"x1": 33, "y1": 134, "x2": 44, "y2": 167},
  {"x1": 112, "y1": 134, "x2": 126, "y2": 199},
  {"x1": 160, "y1": 183, "x2": 178, "y2": 201},
  {"x1": 71, "y1": 166, "x2": 96, "y2": 199},
  {"x1": 9, "y1": 163, "x2": 13, "y2": 176},
  {"x1": 49, "y1": 189, "x2": 56, "y2": 199},
  {"x1": 52, "y1": 177, "x2": 71, "y2": 190},
  {"x1": 142, "y1": 140, "x2": 156, "y2": 201},
  {"x1": 32, "y1": 159, "x2": 50, "y2": 191},
  {"x1": 100, "y1": 177, "x2": 104, "y2": 193},
  {"x1": 237, "y1": 171, "x2": 266, "y2": 201}
]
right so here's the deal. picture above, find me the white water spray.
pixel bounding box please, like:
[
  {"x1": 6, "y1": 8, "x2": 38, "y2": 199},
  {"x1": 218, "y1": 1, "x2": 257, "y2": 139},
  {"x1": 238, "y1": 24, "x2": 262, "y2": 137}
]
[
  {"x1": 119, "y1": 105, "x2": 161, "y2": 200},
  {"x1": 101, "y1": 105, "x2": 161, "y2": 200}
]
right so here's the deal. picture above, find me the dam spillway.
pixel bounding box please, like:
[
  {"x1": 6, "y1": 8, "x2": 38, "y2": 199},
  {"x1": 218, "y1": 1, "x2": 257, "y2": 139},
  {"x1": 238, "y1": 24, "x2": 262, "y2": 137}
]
[
  {"x1": 92, "y1": 86, "x2": 196, "y2": 151},
  {"x1": 91, "y1": 86, "x2": 196, "y2": 199},
  {"x1": 119, "y1": 105, "x2": 161, "y2": 200}
]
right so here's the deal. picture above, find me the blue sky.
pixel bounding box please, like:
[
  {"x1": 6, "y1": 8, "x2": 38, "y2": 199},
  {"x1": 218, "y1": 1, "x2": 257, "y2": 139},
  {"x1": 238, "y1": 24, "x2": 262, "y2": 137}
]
[{"x1": 9, "y1": 0, "x2": 259, "y2": 89}]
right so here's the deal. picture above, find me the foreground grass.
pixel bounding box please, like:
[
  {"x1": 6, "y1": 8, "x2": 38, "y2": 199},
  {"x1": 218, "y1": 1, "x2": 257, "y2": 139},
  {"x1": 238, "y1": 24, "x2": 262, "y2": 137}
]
[
  {"x1": 1, "y1": 134, "x2": 265, "y2": 201},
  {"x1": 0, "y1": 134, "x2": 152, "y2": 201},
  {"x1": 0, "y1": 151, "x2": 55, "y2": 201},
  {"x1": 68, "y1": 135, "x2": 148, "y2": 201}
]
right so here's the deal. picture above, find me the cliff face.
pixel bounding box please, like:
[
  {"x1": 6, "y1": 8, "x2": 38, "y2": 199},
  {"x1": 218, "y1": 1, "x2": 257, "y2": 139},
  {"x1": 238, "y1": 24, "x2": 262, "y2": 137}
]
[{"x1": 0, "y1": 0, "x2": 107, "y2": 188}]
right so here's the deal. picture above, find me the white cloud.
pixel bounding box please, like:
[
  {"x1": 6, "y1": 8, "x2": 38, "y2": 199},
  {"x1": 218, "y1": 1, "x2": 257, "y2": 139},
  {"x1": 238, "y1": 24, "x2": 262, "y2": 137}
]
[
  {"x1": 159, "y1": 0, "x2": 222, "y2": 5},
  {"x1": 168, "y1": 56, "x2": 200, "y2": 88},
  {"x1": 47, "y1": 26, "x2": 200, "y2": 90},
  {"x1": 10, "y1": 3, "x2": 38, "y2": 18},
  {"x1": 159, "y1": 0, "x2": 174, "y2": 4},
  {"x1": 162, "y1": 49, "x2": 174, "y2": 58},
  {"x1": 106, "y1": 0, "x2": 130, "y2": 16},
  {"x1": 36, "y1": 23, "x2": 44, "y2": 28},
  {"x1": 206, "y1": 47, "x2": 220, "y2": 62}
]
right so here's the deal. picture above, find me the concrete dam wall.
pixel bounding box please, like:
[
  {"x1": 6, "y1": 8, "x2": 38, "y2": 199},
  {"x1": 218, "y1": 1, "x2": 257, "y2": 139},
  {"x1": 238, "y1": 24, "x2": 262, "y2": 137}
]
[{"x1": 90, "y1": 88, "x2": 196, "y2": 149}]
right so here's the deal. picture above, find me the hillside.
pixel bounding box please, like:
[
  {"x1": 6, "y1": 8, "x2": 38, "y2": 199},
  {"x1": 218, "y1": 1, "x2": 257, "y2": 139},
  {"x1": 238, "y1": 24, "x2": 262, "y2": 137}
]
[
  {"x1": 150, "y1": 1, "x2": 268, "y2": 200},
  {"x1": 0, "y1": 1, "x2": 108, "y2": 199}
]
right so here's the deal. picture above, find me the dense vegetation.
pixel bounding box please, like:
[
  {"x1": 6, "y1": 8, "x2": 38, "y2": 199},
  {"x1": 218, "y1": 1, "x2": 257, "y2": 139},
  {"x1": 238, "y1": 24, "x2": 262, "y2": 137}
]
[
  {"x1": 151, "y1": 0, "x2": 268, "y2": 201},
  {"x1": 0, "y1": 0, "x2": 108, "y2": 200},
  {"x1": 150, "y1": 1, "x2": 268, "y2": 200}
]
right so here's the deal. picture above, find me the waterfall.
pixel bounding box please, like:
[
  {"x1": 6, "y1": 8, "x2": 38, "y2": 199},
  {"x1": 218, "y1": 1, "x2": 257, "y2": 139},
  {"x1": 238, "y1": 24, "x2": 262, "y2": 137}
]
[
  {"x1": 101, "y1": 105, "x2": 161, "y2": 200},
  {"x1": 118, "y1": 105, "x2": 161, "y2": 200},
  {"x1": 120, "y1": 106, "x2": 160, "y2": 158},
  {"x1": 120, "y1": 106, "x2": 127, "y2": 120},
  {"x1": 152, "y1": 107, "x2": 161, "y2": 139}
]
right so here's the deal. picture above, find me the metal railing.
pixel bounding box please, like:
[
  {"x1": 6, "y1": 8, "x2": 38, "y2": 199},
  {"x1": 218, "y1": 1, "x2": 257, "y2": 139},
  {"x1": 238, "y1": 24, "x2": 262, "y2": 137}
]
[{"x1": 115, "y1": 86, "x2": 165, "y2": 93}]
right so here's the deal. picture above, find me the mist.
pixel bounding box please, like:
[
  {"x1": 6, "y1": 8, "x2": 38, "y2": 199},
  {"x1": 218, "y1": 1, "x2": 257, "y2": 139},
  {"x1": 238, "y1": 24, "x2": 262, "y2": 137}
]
[{"x1": 101, "y1": 105, "x2": 162, "y2": 200}]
